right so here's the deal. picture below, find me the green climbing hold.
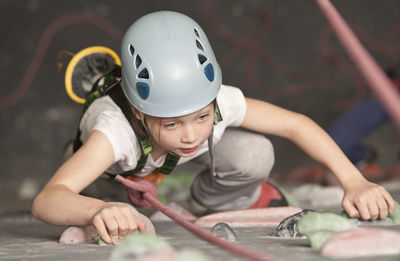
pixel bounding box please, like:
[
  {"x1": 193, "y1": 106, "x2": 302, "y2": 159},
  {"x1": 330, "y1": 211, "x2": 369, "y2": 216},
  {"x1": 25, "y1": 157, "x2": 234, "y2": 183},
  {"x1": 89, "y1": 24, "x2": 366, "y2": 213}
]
[
  {"x1": 305, "y1": 231, "x2": 336, "y2": 249},
  {"x1": 108, "y1": 231, "x2": 212, "y2": 261},
  {"x1": 109, "y1": 231, "x2": 174, "y2": 260},
  {"x1": 175, "y1": 249, "x2": 212, "y2": 261},
  {"x1": 389, "y1": 201, "x2": 400, "y2": 224},
  {"x1": 339, "y1": 210, "x2": 352, "y2": 219},
  {"x1": 297, "y1": 212, "x2": 357, "y2": 249},
  {"x1": 98, "y1": 237, "x2": 107, "y2": 246}
]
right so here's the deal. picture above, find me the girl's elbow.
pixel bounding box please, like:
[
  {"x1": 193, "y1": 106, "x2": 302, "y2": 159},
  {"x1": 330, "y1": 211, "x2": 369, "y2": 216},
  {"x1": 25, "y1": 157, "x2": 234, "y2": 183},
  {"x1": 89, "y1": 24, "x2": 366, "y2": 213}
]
[
  {"x1": 294, "y1": 112, "x2": 312, "y2": 123},
  {"x1": 31, "y1": 192, "x2": 44, "y2": 219},
  {"x1": 286, "y1": 113, "x2": 313, "y2": 138}
]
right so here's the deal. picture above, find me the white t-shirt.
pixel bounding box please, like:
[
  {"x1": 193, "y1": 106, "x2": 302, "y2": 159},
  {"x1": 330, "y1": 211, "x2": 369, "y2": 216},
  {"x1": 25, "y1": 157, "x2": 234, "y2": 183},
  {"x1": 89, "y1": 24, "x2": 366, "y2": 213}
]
[{"x1": 79, "y1": 84, "x2": 247, "y2": 176}]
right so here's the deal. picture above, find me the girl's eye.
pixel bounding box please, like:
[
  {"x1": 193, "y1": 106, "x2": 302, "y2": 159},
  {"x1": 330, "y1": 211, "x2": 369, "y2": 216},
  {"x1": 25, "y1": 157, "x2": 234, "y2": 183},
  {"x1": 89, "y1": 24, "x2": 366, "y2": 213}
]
[
  {"x1": 198, "y1": 114, "x2": 208, "y2": 121},
  {"x1": 164, "y1": 123, "x2": 177, "y2": 128}
]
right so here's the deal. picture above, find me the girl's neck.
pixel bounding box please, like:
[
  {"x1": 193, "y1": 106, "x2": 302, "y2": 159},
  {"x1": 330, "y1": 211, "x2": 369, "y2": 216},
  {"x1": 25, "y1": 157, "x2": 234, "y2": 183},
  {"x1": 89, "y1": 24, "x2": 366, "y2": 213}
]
[{"x1": 149, "y1": 140, "x2": 167, "y2": 161}]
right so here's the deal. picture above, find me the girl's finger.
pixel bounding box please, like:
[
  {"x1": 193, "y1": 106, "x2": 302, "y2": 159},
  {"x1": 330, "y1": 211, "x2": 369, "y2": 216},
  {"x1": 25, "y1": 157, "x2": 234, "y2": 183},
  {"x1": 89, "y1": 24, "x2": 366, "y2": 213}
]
[
  {"x1": 92, "y1": 215, "x2": 112, "y2": 244},
  {"x1": 367, "y1": 200, "x2": 379, "y2": 220},
  {"x1": 355, "y1": 200, "x2": 370, "y2": 220},
  {"x1": 381, "y1": 189, "x2": 395, "y2": 214},
  {"x1": 376, "y1": 195, "x2": 389, "y2": 219},
  {"x1": 342, "y1": 198, "x2": 359, "y2": 218},
  {"x1": 121, "y1": 207, "x2": 139, "y2": 235},
  {"x1": 114, "y1": 209, "x2": 131, "y2": 240},
  {"x1": 102, "y1": 211, "x2": 119, "y2": 244},
  {"x1": 133, "y1": 214, "x2": 146, "y2": 233}
]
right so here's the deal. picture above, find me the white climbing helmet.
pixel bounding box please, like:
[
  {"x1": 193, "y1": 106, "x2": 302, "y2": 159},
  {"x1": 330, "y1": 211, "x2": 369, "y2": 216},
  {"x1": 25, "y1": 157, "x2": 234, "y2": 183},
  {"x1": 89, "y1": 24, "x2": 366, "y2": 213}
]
[{"x1": 120, "y1": 11, "x2": 222, "y2": 117}]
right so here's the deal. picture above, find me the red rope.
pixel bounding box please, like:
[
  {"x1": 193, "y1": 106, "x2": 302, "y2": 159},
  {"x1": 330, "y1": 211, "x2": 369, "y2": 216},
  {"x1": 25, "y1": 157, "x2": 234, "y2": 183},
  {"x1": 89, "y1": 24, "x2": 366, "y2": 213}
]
[
  {"x1": 315, "y1": 0, "x2": 400, "y2": 135},
  {"x1": 115, "y1": 175, "x2": 281, "y2": 261}
]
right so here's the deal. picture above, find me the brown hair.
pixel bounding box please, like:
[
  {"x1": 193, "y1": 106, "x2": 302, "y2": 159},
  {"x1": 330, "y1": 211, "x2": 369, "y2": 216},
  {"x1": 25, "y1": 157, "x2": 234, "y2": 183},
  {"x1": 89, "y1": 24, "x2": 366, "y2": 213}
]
[{"x1": 130, "y1": 106, "x2": 151, "y2": 139}]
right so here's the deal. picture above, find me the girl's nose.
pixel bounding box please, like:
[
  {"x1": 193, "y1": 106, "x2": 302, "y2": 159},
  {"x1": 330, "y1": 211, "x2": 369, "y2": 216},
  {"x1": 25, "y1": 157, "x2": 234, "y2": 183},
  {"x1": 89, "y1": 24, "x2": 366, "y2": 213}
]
[{"x1": 182, "y1": 125, "x2": 197, "y2": 143}]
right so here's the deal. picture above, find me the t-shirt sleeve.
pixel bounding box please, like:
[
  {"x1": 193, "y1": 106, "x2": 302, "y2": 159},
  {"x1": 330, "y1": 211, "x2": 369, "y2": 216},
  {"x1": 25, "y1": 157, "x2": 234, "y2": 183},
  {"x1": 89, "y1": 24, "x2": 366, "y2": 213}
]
[
  {"x1": 79, "y1": 96, "x2": 140, "y2": 166},
  {"x1": 216, "y1": 85, "x2": 247, "y2": 127}
]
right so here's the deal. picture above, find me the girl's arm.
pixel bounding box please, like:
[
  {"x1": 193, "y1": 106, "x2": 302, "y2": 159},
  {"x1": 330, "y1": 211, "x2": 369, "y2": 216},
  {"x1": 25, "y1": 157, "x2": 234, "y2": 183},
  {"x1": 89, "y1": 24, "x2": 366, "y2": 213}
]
[
  {"x1": 32, "y1": 130, "x2": 145, "y2": 244},
  {"x1": 240, "y1": 97, "x2": 395, "y2": 220}
]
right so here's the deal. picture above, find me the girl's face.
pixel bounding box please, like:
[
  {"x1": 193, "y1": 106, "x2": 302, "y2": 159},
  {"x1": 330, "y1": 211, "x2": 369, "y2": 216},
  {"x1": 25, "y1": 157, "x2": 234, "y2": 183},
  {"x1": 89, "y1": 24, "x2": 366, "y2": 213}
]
[{"x1": 144, "y1": 103, "x2": 215, "y2": 158}]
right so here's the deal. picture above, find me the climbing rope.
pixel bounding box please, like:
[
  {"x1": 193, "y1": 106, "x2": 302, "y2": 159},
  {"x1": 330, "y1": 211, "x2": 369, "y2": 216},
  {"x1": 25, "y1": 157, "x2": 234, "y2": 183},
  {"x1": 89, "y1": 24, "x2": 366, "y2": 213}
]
[
  {"x1": 315, "y1": 0, "x2": 400, "y2": 135},
  {"x1": 115, "y1": 175, "x2": 281, "y2": 261}
]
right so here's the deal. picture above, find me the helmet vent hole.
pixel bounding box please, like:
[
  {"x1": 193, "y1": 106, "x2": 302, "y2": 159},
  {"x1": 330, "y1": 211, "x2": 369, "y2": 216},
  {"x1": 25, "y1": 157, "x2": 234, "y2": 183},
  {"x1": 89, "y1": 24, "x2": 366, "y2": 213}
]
[
  {"x1": 136, "y1": 82, "x2": 150, "y2": 100},
  {"x1": 129, "y1": 45, "x2": 135, "y2": 56},
  {"x1": 204, "y1": 63, "x2": 215, "y2": 82},
  {"x1": 198, "y1": 54, "x2": 207, "y2": 64},
  {"x1": 196, "y1": 40, "x2": 204, "y2": 51},
  {"x1": 138, "y1": 68, "x2": 149, "y2": 79},
  {"x1": 135, "y1": 55, "x2": 142, "y2": 69},
  {"x1": 194, "y1": 28, "x2": 200, "y2": 37}
]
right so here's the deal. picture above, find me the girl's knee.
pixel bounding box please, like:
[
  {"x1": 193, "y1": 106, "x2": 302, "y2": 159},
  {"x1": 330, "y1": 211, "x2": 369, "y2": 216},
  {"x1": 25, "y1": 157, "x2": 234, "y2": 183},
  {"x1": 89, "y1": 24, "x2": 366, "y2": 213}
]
[
  {"x1": 223, "y1": 132, "x2": 275, "y2": 180},
  {"x1": 242, "y1": 136, "x2": 274, "y2": 179}
]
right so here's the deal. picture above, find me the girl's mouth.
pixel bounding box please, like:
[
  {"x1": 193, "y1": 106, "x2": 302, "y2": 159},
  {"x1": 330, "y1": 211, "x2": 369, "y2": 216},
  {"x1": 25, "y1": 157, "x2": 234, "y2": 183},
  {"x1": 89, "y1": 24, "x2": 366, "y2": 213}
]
[{"x1": 180, "y1": 145, "x2": 199, "y2": 154}]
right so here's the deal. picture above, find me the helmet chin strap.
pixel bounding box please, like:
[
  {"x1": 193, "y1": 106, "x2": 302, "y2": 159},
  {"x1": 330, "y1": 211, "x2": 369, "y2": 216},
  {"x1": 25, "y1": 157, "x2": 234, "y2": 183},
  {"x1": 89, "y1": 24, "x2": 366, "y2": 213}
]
[
  {"x1": 208, "y1": 127, "x2": 216, "y2": 177},
  {"x1": 208, "y1": 101, "x2": 222, "y2": 177}
]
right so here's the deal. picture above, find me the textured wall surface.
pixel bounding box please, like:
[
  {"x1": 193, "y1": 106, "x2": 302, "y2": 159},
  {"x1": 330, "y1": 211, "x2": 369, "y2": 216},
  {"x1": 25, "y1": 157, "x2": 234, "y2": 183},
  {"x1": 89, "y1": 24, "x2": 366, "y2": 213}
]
[{"x1": 1, "y1": 0, "x2": 400, "y2": 214}]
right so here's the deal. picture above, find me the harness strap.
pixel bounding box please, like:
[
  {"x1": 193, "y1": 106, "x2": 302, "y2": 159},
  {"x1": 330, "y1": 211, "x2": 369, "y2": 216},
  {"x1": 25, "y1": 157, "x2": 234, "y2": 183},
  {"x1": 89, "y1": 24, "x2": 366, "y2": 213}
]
[{"x1": 73, "y1": 67, "x2": 122, "y2": 152}]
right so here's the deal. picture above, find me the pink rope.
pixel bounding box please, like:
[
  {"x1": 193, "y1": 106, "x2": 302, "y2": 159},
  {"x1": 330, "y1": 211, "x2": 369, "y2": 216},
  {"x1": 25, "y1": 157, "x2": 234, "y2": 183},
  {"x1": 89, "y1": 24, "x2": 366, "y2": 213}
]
[
  {"x1": 315, "y1": 0, "x2": 400, "y2": 135},
  {"x1": 115, "y1": 175, "x2": 281, "y2": 261}
]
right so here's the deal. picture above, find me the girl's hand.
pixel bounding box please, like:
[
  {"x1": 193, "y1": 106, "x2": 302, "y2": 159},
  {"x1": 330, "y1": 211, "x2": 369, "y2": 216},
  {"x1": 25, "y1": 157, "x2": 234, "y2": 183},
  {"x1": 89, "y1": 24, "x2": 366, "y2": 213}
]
[
  {"x1": 342, "y1": 178, "x2": 395, "y2": 220},
  {"x1": 91, "y1": 203, "x2": 146, "y2": 244}
]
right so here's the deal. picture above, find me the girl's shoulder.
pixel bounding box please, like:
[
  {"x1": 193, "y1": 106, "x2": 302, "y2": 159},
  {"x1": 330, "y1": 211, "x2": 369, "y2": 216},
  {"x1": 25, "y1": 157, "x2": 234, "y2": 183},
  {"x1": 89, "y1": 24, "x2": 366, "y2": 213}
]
[
  {"x1": 79, "y1": 95, "x2": 141, "y2": 165},
  {"x1": 218, "y1": 84, "x2": 244, "y2": 98},
  {"x1": 80, "y1": 95, "x2": 133, "y2": 138},
  {"x1": 85, "y1": 95, "x2": 122, "y2": 118},
  {"x1": 216, "y1": 84, "x2": 247, "y2": 127}
]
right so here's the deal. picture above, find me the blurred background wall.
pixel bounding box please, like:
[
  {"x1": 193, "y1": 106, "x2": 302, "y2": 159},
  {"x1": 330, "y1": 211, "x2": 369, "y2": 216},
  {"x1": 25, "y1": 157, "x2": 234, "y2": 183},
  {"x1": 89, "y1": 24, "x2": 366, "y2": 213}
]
[{"x1": 1, "y1": 0, "x2": 400, "y2": 214}]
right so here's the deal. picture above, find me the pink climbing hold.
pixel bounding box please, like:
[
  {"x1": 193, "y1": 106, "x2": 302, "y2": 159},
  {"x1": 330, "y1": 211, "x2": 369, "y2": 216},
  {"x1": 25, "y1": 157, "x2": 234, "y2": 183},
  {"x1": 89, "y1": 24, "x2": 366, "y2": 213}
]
[
  {"x1": 59, "y1": 225, "x2": 98, "y2": 244},
  {"x1": 194, "y1": 206, "x2": 303, "y2": 227},
  {"x1": 59, "y1": 202, "x2": 156, "y2": 244},
  {"x1": 321, "y1": 227, "x2": 400, "y2": 257}
]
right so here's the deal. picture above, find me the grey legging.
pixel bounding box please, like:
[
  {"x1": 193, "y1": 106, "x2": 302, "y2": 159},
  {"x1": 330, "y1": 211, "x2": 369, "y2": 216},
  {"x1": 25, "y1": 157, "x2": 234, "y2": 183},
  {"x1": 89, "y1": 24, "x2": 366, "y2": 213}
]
[{"x1": 190, "y1": 128, "x2": 274, "y2": 212}]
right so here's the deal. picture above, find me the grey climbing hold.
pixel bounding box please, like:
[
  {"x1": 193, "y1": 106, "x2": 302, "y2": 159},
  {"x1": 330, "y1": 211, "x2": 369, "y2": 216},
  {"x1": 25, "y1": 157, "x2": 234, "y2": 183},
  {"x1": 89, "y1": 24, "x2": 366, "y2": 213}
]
[
  {"x1": 210, "y1": 222, "x2": 237, "y2": 242},
  {"x1": 272, "y1": 209, "x2": 316, "y2": 238}
]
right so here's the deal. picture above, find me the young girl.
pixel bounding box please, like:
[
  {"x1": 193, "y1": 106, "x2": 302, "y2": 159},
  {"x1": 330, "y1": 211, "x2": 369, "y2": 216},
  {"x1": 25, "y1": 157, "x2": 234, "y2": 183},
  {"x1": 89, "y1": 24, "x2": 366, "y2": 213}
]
[{"x1": 32, "y1": 11, "x2": 394, "y2": 245}]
